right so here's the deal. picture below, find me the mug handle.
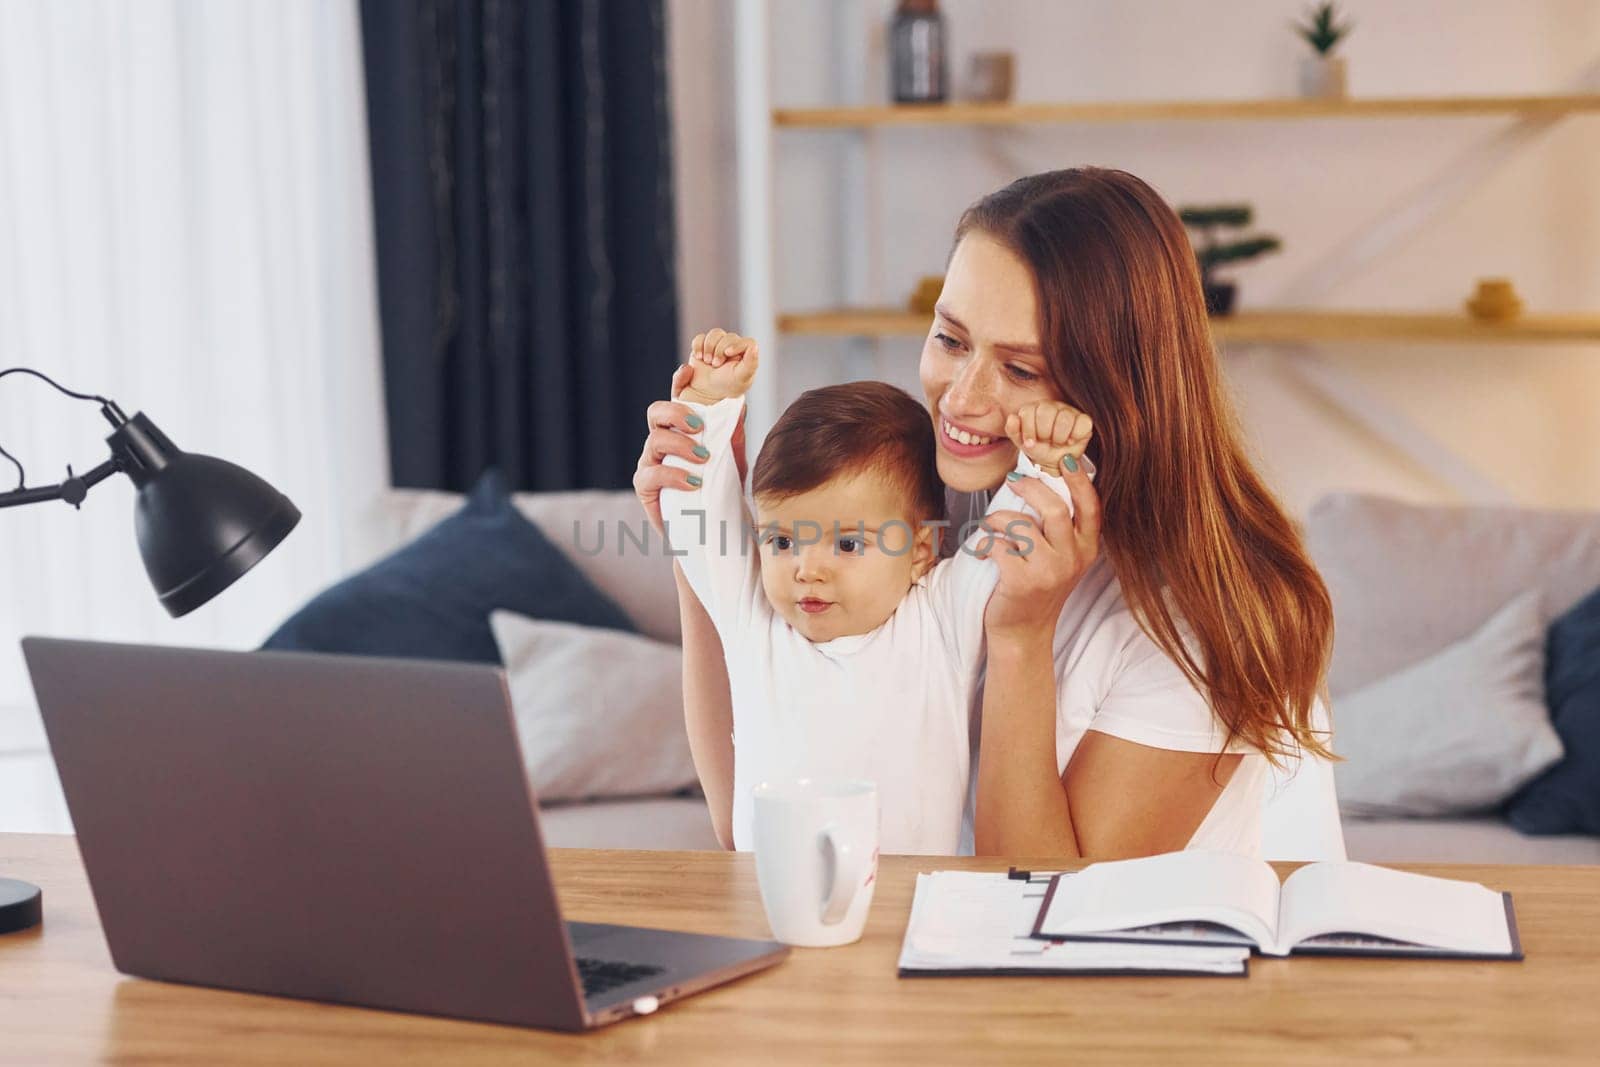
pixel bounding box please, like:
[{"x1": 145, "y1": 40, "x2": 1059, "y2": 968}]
[{"x1": 818, "y1": 823, "x2": 870, "y2": 925}]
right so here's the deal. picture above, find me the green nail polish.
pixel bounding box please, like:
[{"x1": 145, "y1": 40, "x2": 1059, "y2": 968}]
[
  {"x1": 1006, "y1": 471, "x2": 1022, "y2": 482},
  {"x1": 1061, "y1": 454, "x2": 1079, "y2": 473},
  {"x1": 686, "y1": 414, "x2": 704, "y2": 430},
  {"x1": 693, "y1": 445, "x2": 710, "y2": 459},
  {"x1": 687, "y1": 474, "x2": 703, "y2": 487}
]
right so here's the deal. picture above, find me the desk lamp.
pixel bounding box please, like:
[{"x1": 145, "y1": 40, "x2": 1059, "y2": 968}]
[{"x1": 0, "y1": 366, "x2": 301, "y2": 934}]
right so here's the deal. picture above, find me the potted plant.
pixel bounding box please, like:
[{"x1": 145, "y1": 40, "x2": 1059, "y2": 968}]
[
  {"x1": 1295, "y1": 2, "x2": 1353, "y2": 99},
  {"x1": 1178, "y1": 205, "x2": 1283, "y2": 316}
]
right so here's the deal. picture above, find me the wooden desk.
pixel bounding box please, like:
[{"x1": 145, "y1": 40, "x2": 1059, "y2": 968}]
[{"x1": 3, "y1": 832, "x2": 1597, "y2": 1064}]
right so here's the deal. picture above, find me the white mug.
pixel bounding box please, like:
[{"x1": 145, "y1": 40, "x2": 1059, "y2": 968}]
[{"x1": 751, "y1": 779, "x2": 879, "y2": 948}]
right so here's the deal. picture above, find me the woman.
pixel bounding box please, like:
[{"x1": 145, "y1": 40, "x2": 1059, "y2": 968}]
[{"x1": 635, "y1": 167, "x2": 1339, "y2": 859}]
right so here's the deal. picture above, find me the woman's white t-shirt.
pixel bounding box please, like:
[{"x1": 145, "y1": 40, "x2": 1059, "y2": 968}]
[
  {"x1": 947, "y1": 489, "x2": 1342, "y2": 859},
  {"x1": 1044, "y1": 553, "x2": 1266, "y2": 854}
]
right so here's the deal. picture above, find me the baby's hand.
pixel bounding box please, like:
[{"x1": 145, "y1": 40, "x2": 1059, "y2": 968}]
[
  {"x1": 679, "y1": 328, "x2": 759, "y2": 405},
  {"x1": 1004, "y1": 400, "x2": 1093, "y2": 477}
]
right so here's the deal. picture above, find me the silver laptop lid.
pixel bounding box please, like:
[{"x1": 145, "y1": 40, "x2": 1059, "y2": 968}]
[{"x1": 22, "y1": 637, "x2": 589, "y2": 1031}]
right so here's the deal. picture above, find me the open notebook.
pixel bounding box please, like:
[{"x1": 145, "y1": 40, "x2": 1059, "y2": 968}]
[
  {"x1": 899, "y1": 870, "x2": 1251, "y2": 976},
  {"x1": 1032, "y1": 851, "x2": 1522, "y2": 960}
]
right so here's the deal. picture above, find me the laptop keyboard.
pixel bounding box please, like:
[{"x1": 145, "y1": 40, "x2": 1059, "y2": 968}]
[{"x1": 575, "y1": 956, "x2": 666, "y2": 998}]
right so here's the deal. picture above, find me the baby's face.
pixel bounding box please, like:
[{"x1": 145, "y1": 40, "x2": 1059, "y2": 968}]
[{"x1": 753, "y1": 469, "x2": 937, "y2": 644}]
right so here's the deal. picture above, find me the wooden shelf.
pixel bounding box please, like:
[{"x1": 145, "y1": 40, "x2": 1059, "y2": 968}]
[
  {"x1": 773, "y1": 94, "x2": 1600, "y2": 128},
  {"x1": 778, "y1": 309, "x2": 1600, "y2": 344}
]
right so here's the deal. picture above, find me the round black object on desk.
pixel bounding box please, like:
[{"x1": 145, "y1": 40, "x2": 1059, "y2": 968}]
[{"x1": 0, "y1": 878, "x2": 42, "y2": 933}]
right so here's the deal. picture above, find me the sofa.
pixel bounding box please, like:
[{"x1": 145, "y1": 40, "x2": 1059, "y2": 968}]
[
  {"x1": 1304, "y1": 492, "x2": 1600, "y2": 865},
  {"x1": 373, "y1": 486, "x2": 1600, "y2": 864},
  {"x1": 374, "y1": 487, "x2": 723, "y2": 852}
]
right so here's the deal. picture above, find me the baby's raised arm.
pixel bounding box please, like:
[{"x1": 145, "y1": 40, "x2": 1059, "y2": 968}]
[{"x1": 660, "y1": 331, "x2": 765, "y2": 642}]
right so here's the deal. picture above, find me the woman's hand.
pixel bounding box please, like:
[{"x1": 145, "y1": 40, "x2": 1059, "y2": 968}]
[
  {"x1": 978, "y1": 455, "x2": 1103, "y2": 640},
  {"x1": 633, "y1": 361, "x2": 748, "y2": 534}
]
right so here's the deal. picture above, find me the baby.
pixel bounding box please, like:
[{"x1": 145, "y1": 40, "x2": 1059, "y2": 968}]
[{"x1": 661, "y1": 331, "x2": 1091, "y2": 854}]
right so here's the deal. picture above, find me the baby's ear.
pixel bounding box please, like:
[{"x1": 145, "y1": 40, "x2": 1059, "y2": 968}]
[{"x1": 909, "y1": 521, "x2": 939, "y2": 581}]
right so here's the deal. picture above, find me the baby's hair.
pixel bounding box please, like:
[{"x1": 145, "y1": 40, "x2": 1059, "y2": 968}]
[{"x1": 751, "y1": 381, "x2": 943, "y2": 522}]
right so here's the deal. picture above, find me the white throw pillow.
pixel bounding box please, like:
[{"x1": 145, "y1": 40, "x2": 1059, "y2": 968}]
[
  {"x1": 1333, "y1": 590, "x2": 1564, "y2": 818},
  {"x1": 489, "y1": 610, "x2": 698, "y2": 802}
]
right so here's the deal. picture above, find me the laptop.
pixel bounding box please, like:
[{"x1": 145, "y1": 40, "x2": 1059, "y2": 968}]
[{"x1": 21, "y1": 637, "x2": 788, "y2": 1031}]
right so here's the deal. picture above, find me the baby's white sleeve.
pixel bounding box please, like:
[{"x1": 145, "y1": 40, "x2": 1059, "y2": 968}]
[
  {"x1": 660, "y1": 395, "x2": 763, "y2": 640},
  {"x1": 982, "y1": 451, "x2": 1085, "y2": 525},
  {"x1": 927, "y1": 452, "x2": 1092, "y2": 669}
]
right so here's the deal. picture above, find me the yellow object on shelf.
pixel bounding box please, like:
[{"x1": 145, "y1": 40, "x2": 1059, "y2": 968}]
[
  {"x1": 1466, "y1": 278, "x2": 1524, "y2": 322},
  {"x1": 909, "y1": 275, "x2": 944, "y2": 314}
]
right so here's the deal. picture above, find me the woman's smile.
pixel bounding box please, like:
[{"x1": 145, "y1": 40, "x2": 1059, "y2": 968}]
[{"x1": 938, "y1": 414, "x2": 1008, "y2": 457}]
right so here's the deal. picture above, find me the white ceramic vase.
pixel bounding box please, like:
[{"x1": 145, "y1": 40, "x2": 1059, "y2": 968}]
[{"x1": 1300, "y1": 54, "x2": 1348, "y2": 99}]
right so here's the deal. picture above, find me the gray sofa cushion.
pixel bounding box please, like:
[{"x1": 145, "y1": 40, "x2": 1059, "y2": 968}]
[
  {"x1": 1307, "y1": 493, "x2": 1600, "y2": 697},
  {"x1": 538, "y1": 796, "x2": 720, "y2": 850},
  {"x1": 263, "y1": 471, "x2": 636, "y2": 663},
  {"x1": 383, "y1": 488, "x2": 682, "y2": 645},
  {"x1": 1344, "y1": 815, "x2": 1600, "y2": 865}
]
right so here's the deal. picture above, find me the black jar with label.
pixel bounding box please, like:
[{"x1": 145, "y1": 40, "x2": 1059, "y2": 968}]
[{"x1": 890, "y1": 0, "x2": 947, "y2": 104}]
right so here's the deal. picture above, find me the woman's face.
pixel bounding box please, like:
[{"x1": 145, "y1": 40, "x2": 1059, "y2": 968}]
[{"x1": 919, "y1": 232, "x2": 1063, "y2": 494}]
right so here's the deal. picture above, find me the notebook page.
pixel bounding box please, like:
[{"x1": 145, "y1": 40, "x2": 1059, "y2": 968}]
[
  {"x1": 906, "y1": 872, "x2": 1048, "y2": 958},
  {"x1": 1035, "y1": 850, "x2": 1281, "y2": 949},
  {"x1": 899, "y1": 871, "x2": 1251, "y2": 974},
  {"x1": 1278, "y1": 862, "x2": 1513, "y2": 956}
]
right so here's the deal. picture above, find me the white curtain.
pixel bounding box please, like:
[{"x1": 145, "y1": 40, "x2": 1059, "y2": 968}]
[{"x1": 0, "y1": 2, "x2": 388, "y2": 763}]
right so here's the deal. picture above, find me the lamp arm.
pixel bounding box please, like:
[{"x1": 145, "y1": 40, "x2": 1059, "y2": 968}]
[
  {"x1": 0, "y1": 366, "x2": 132, "y2": 508},
  {"x1": 0, "y1": 456, "x2": 120, "y2": 509}
]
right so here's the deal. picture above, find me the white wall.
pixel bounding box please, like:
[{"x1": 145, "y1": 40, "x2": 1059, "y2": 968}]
[
  {"x1": 666, "y1": 0, "x2": 1600, "y2": 516},
  {"x1": 0, "y1": 0, "x2": 386, "y2": 833}
]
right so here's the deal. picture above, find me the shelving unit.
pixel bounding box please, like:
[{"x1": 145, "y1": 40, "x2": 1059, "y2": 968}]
[
  {"x1": 774, "y1": 94, "x2": 1600, "y2": 128},
  {"x1": 732, "y1": 0, "x2": 1598, "y2": 501},
  {"x1": 778, "y1": 309, "x2": 1600, "y2": 345}
]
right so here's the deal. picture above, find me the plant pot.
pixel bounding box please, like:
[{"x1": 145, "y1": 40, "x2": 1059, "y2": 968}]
[
  {"x1": 1202, "y1": 280, "x2": 1237, "y2": 316},
  {"x1": 1300, "y1": 54, "x2": 1348, "y2": 100},
  {"x1": 1465, "y1": 278, "x2": 1523, "y2": 322}
]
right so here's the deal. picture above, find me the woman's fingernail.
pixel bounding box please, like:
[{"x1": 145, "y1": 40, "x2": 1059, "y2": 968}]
[
  {"x1": 686, "y1": 414, "x2": 703, "y2": 430},
  {"x1": 692, "y1": 445, "x2": 710, "y2": 459},
  {"x1": 1062, "y1": 454, "x2": 1079, "y2": 473},
  {"x1": 687, "y1": 474, "x2": 703, "y2": 487},
  {"x1": 1006, "y1": 471, "x2": 1022, "y2": 482}
]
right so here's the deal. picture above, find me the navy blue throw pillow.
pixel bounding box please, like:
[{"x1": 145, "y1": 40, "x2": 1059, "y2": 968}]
[
  {"x1": 1504, "y1": 582, "x2": 1600, "y2": 835},
  {"x1": 262, "y1": 469, "x2": 634, "y2": 663}
]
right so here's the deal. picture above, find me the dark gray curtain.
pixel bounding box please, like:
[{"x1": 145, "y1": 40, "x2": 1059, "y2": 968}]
[{"x1": 360, "y1": 0, "x2": 679, "y2": 491}]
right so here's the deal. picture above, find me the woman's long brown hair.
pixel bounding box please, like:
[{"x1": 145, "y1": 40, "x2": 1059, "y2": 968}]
[{"x1": 956, "y1": 167, "x2": 1334, "y2": 762}]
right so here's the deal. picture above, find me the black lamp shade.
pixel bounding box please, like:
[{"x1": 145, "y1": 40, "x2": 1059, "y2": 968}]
[{"x1": 109, "y1": 413, "x2": 302, "y2": 617}]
